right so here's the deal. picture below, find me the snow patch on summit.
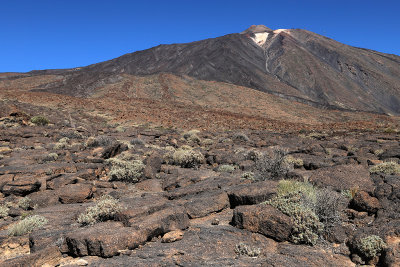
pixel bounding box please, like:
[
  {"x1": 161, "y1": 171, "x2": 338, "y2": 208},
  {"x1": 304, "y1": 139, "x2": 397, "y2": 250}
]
[{"x1": 251, "y1": 32, "x2": 269, "y2": 47}]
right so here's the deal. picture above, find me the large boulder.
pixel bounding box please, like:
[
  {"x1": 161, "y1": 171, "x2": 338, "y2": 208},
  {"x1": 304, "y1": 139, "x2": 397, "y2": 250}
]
[
  {"x1": 232, "y1": 204, "x2": 292, "y2": 242},
  {"x1": 309, "y1": 164, "x2": 375, "y2": 193}
]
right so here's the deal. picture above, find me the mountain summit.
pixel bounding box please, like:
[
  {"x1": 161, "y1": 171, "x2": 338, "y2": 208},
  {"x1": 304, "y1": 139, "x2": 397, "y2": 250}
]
[{"x1": 19, "y1": 25, "x2": 400, "y2": 114}]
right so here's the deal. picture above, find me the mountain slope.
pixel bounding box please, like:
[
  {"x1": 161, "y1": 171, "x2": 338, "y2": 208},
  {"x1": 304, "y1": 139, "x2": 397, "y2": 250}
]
[{"x1": 5, "y1": 25, "x2": 400, "y2": 114}]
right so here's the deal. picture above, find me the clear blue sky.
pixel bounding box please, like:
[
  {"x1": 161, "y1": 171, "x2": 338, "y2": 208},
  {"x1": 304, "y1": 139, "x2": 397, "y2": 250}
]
[{"x1": 1, "y1": 0, "x2": 399, "y2": 72}]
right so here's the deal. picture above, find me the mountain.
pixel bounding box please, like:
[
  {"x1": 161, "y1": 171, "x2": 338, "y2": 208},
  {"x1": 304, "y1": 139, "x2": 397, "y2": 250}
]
[{"x1": 18, "y1": 24, "x2": 400, "y2": 115}]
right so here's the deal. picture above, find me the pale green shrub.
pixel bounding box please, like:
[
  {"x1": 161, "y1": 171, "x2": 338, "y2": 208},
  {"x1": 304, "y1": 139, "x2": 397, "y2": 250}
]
[
  {"x1": 217, "y1": 164, "x2": 236, "y2": 173},
  {"x1": 78, "y1": 195, "x2": 124, "y2": 226},
  {"x1": 235, "y1": 242, "x2": 261, "y2": 257},
  {"x1": 0, "y1": 205, "x2": 9, "y2": 218},
  {"x1": 8, "y1": 215, "x2": 48, "y2": 236},
  {"x1": 54, "y1": 137, "x2": 70, "y2": 150},
  {"x1": 369, "y1": 161, "x2": 400, "y2": 175},
  {"x1": 18, "y1": 197, "x2": 31, "y2": 210},
  {"x1": 107, "y1": 158, "x2": 144, "y2": 182},
  {"x1": 172, "y1": 148, "x2": 204, "y2": 168},
  {"x1": 356, "y1": 235, "x2": 387, "y2": 259},
  {"x1": 255, "y1": 148, "x2": 292, "y2": 180},
  {"x1": 31, "y1": 116, "x2": 49, "y2": 126}
]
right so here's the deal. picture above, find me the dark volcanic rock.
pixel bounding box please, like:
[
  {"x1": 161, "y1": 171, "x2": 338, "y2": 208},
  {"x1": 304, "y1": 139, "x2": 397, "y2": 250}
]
[
  {"x1": 351, "y1": 191, "x2": 381, "y2": 214},
  {"x1": 232, "y1": 204, "x2": 292, "y2": 242},
  {"x1": 227, "y1": 180, "x2": 278, "y2": 208},
  {"x1": 309, "y1": 164, "x2": 375, "y2": 193}
]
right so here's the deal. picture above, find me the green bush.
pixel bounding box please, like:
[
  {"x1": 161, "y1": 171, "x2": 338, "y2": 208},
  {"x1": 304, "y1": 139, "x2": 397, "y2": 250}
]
[
  {"x1": 172, "y1": 148, "x2": 204, "y2": 168},
  {"x1": 217, "y1": 164, "x2": 236, "y2": 173},
  {"x1": 266, "y1": 193, "x2": 323, "y2": 245},
  {"x1": 356, "y1": 235, "x2": 387, "y2": 259},
  {"x1": 264, "y1": 180, "x2": 325, "y2": 245},
  {"x1": 78, "y1": 195, "x2": 124, "y2": 226},
  {"x1": 235, "y1": 242, "x2": 261, "y2": 257},
  {"x1": 369, "y1": 161, "x2": 400, "y2": 175},
  {"x1": 8, "y1": 215, "x2": 48, "y2": 236},
  {"x1": 0, "y1": 205, "x2": 9, "y2": 218},
  {"x1": 107, "y1": 158, "x2": 144, "y2": 183},
  {"x1": 31, "y1": 116, "x2": 49, "y2": 126}
]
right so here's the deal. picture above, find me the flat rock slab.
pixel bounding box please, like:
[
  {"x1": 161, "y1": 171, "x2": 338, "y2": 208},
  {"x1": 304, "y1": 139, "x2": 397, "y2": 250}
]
[
  {"x1": 227, "y1": 180, "x2": 278, "y2": 208},
  {"x1": 2, "y1": 177, "x2": 41, "y2": 196},
  {"x1": 183, "y1": 190, "x2": 229, "y2": 219},
  {"x1": 58, "y1": 184, "x2": 94, "y2": 204},
  {"x1": 232, "y1": 203, "x2": 292, "y2": 242},
  {"x1": 65, "y1": 222, "x2": 147, "y2": 258},
  {"x1": 309, "y1": 164, "x2": 375, "y2": 193}
]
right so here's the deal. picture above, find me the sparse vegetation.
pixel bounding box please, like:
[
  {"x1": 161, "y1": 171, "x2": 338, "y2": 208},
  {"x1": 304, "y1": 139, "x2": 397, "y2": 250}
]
[
  {"x1": 235, "y1": 242, "x2": 261, "y2": 257},
  {"x1": 42, "y1": 152, "x2": 58, "y2": 162},
  {"x1": 217, "y1": 164, "x2": 236, "y2": 173},
  {"x1": 265, "y1": 180, "x2": 343, "y2": 245},
  {"x1": 355, "y1": 235, "x2": 387, "y2": 259},
  {"x1": 18, "y1": 197, "x2": 32, "y2": 210},
  {"x1": 85, "y1": 135, "x2": 116, "y2": 147},
  {"x1": 8, "y1": 215, "x2": 48, "y2": 236},
  {"x1": 130, "y1": 138, "x2": 145, "y2": 146},
  {"x1": 284, "y1": 155, "x2": 304, "y2": 168},
  {"x1": 106, "y1": 158, "x2": 144, "y2": 182},
  {"x1": 54, "y1": 137, "x2": 70, "y2": 150},
  {"x1": 172, "y1": 147, "x2": 204, "y2": 168},
  {"x1": 183, "y1": 129, "x2": 201, "y2": 144},
  {"x1": 241, "y1": 171, "x2": 255, "y2": 180},
  {"x1": 255, "y1": 148, "x2": 292, "y2": 180},
  {"x1": 31, "y1": 116, "x2": 49, "y2": 126},
  {"x1": 369, "y1": 161, "x2": 400, "y2": 175},
  {"x1": 78, "y1": 195, "x2": 124, "y2": 226},
  {"x1": 0, "y1": 205, "x2": 9, "y2": 218},
  {"x1": 232, "y1": 132, "x2": 250, "y2": 142}
]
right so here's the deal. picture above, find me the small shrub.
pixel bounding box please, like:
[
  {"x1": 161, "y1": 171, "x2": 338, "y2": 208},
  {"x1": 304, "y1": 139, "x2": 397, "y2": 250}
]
[
  {"x1": 235, "y1": 242, "x2": 261, "y2": 257},
  {"x1": 78, "y1": 195, "x2": 124, "y2": 226},
  {"x1": 130, "y1": 138, "x2": 145, "y2": 146},
  {"x1": 284, "y1": 155, "x2": 304, "y2": 168},
  {"x1": 172, "y1": 148, "x2": 204, "y2": 168},
  {"x1": 107, "y1": 158, "x2": 144, "y2": 182},
  {"x1": 54, "y1": 137, "x2": 70, "y2": 150},
  {"x1": 241, "y1": 171, "x2": 255, "y2": 180},
  {"x1": 356, "y1": 235, "x2": 387, "y2": 259},
  {"x1": 369, "y1": 161, "x2": 400, "y2": 175},
  {"x1": 8, "y1": 215, "x2": 48, "y2": 236},
  {"x1": 255, "y1": 148, "x2": 292, "y2": 180},
  {"x1": 372, "y1": 149, "x2": 384, "y2": 156},
  {"x1": 314, "y1": 189, "x2": 342, "y2": 230},
  {"x1": 60, "y1": 130, "x2": 84, "y2": 139},
  {"x1": 183, "y1": 130, "x2": 201, "y2": 144},
  {"x1": 265, "y1": 180, "x2": 325, "y2": 245},
  {"x1": 277, "y1": 180, "x2": 317, "y2": 204},
  {"x1": 42, "y1": 152, "x2": 58, "y2": 162},
  {"x1": 245, "y1": 150, "x2": 262, "y2": 161},
  {"x1": 18, "y1": 197, "x2": 32, "y2": 210},
  {"x1": 31, "y1": 116, "x2": 49, "y2": 126},
  {"x1": 85, "y1": 135, "x2": 116, "y2": 148},
  {"x1": 201, "y1": 138, "x2": 214, "y2": 146},
  {"x1": 341, "y1": 187, "x2": 359, "y2": 200},
  {"x1": 232, "y1": 133, "x2": 250, "y2": 142},
  {"x1": 0, "y1": 205, "x2": 9, "y2": 218},
  {"x1": 217, "y1": 164, "x2": 236, "y2": 173},
  {"x1": 266, "y1": 193, "x2": 323, "y2": 245}
]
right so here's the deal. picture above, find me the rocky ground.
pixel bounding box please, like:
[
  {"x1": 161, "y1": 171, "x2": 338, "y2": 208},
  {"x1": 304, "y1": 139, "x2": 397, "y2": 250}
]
[{"x1": 0, "y1": 107, "x2": 399, "y2": 267}]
